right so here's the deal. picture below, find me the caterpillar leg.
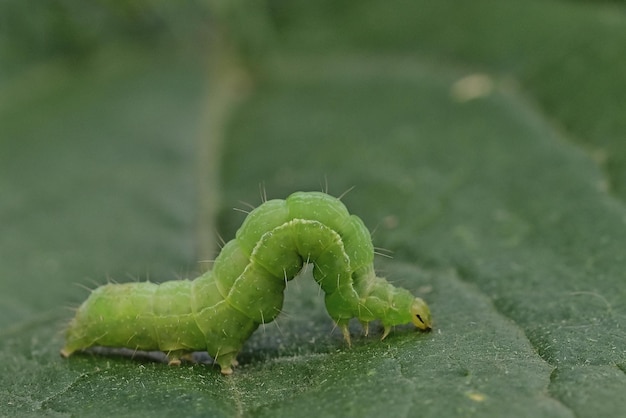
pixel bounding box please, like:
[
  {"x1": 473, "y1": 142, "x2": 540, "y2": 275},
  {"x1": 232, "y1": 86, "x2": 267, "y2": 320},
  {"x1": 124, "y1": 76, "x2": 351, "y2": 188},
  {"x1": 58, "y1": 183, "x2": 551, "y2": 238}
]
[
  {"x1": 381, "y1": 325, "x2": 392, "y2": 340},
  {"x1": 336, "y1": 319, "x2": 351, "y2": 347},
  {"x1": 166, "y1": 350, "x2": 194, "y2": 366},
  {"x1": 359, "y1": 321, "x2": 370, "y2": 337},
  {"x1": 214, "y1": 351, "x2": 239, "y2": 375}
]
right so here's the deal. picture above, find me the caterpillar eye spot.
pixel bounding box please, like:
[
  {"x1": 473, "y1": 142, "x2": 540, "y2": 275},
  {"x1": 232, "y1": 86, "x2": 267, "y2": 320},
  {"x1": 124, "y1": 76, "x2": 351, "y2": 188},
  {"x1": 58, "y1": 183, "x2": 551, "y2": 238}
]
[{"x1": 61, "y1": 191, "x2": 432, "y2": 374}]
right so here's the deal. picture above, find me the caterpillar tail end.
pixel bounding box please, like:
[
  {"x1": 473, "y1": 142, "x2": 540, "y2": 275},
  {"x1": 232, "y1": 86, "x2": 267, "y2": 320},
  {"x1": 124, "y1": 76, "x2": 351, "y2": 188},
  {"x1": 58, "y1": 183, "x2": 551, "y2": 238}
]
[
  {"x1": 59, "y1": 347, "x2": 73, "y2": 358},
  {"x1": 60, "y1": 340, "x2": 82, "y2": 358}
]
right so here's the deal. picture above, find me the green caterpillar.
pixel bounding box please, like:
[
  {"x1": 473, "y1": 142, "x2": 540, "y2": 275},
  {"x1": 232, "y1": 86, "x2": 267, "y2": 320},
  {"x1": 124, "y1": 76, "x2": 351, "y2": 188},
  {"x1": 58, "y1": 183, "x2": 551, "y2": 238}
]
[{"x1": 61, "y1": 191, "x2": 432, "y2": 374}]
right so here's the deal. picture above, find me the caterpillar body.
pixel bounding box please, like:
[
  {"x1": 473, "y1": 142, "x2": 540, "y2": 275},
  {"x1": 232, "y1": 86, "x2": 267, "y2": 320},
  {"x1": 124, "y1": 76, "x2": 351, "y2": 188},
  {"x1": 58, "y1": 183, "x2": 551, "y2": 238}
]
[{"x1": 61, "y1": 191, "x2": 432, "y2": 374}]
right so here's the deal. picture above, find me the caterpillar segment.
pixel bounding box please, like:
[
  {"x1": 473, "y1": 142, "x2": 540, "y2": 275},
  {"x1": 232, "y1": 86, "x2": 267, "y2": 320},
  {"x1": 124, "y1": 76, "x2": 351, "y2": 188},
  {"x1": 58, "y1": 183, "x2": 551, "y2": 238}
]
[{"x1": 61, "y1": 191, "x2": 432, "y2": 374}]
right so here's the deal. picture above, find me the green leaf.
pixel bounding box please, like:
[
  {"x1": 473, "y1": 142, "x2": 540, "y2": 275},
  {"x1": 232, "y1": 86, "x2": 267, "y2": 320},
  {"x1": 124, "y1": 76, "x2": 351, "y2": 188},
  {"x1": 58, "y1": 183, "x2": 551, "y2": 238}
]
[{"x1": 2, "y1": 1, "x2": 626, "y2": 416}]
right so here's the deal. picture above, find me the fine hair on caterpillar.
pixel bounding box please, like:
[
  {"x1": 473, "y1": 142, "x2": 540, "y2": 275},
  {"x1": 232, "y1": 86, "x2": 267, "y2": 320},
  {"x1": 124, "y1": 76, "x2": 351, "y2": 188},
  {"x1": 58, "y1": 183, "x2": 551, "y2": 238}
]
[{"x1": 61, "y1": 191, "x2": 432, "y2": 374}]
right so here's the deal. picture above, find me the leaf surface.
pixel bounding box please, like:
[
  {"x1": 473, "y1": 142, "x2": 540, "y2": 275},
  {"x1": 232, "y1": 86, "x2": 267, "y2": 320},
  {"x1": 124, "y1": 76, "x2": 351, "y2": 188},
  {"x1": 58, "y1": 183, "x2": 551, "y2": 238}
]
[{"x1": 2, "y1": 1, "x2": 625, "y2": 416}]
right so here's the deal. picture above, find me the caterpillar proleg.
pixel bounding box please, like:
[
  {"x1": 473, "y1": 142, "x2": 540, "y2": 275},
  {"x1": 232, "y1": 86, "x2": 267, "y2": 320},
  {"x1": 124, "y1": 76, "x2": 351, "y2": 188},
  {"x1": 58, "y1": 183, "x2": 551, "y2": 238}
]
[{"x1": 61, "y1": 191, "x2": 432, "y2": 374}]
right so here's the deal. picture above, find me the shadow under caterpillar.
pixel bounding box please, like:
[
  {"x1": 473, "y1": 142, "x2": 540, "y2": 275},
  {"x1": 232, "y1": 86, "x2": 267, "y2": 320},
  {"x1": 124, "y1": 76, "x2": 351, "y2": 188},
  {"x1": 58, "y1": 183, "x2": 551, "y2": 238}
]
[{"x1": 61, "y1": 191, "x2": 432, "y2": 374}]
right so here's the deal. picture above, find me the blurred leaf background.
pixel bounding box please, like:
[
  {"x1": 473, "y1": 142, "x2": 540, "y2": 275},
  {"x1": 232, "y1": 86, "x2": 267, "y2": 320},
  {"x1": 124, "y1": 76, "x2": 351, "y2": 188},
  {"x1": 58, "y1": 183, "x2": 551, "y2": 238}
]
[{"x1": 1, "y1": 0, "x2": 626, "y2": 416}]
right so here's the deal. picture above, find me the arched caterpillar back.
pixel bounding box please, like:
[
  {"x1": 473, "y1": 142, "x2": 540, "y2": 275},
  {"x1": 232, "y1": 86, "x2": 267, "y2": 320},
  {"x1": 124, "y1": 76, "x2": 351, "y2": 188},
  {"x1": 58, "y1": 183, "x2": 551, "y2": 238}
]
[{"x1": 61, "y1": 191, "x2": 432, "y2": 374}]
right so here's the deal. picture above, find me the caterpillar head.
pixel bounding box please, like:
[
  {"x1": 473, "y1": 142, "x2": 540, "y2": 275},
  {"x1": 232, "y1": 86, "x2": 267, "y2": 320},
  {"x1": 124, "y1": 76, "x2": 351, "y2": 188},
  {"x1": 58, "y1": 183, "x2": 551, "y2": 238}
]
[{"x1": 410, "y1": 297, "x2": 432, "y2": 330}]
